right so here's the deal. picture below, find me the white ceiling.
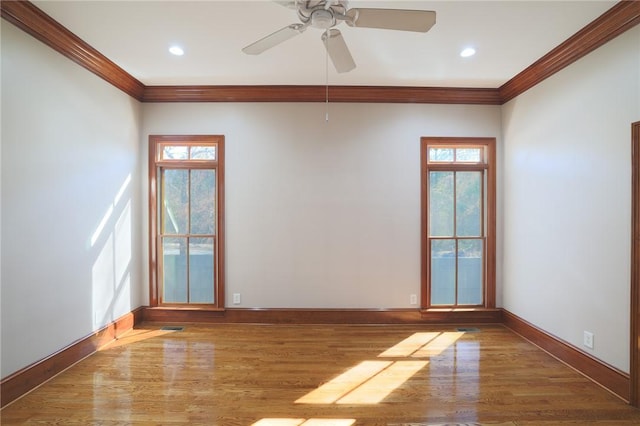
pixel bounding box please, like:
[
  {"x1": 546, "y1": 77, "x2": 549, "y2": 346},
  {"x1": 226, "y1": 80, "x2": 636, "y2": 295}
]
[{"x1": 33, "y1": 0, "x2": 617, "y2": 88}]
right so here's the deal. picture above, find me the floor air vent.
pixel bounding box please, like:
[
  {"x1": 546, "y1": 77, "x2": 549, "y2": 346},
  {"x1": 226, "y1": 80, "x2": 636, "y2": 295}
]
[
  {"x1": 161, "y1": 326, "x2": 184, "y2": 331},
  {"x1": 456, "y1": 327, "x2": 481, "y2": 332}
]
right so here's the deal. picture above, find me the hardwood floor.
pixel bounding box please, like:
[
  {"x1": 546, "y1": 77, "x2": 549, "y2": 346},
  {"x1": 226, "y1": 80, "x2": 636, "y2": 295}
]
[{"x1": 2, "y1": 324, "x2": 639, "y2": 425}]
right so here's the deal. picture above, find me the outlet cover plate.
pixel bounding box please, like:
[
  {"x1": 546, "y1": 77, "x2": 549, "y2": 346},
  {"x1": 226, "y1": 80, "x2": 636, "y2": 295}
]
[{"x1": 583, "y1": 331, "x2": 594, "y2": 349}]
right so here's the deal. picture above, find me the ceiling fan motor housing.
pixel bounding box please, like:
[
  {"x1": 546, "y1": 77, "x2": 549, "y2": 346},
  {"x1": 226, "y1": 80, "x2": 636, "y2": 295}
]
[{"x1": 297, "y1": 1, "x2": 349, "y2": 28}]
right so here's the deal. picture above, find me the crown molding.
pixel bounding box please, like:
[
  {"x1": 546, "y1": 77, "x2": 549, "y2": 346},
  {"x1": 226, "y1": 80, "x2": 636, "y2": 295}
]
[
  {"x1": 1, "y1": 1, "x2": 639, "y2": 104},
  {"x1": 499, "y1": 0, "x2": 640, "y2": 103},
  {"x1": 1, "y1": 0, "x2": 145, "y2": 101},
  {"x1": 142, "y1": 85, "x2": 502, "y2": 104}
]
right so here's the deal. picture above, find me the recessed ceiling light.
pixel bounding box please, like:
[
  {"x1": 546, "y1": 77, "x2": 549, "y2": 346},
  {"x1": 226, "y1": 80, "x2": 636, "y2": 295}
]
[
  {"x1": 169, "y1": 45, "x2": 184, "y2": 56},
  {"x1": 460, "y1": 47, "x2": 476, "y2": 58}
]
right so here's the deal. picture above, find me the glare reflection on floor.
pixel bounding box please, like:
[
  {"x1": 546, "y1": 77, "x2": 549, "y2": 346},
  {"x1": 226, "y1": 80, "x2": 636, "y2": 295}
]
[
  {"x1": 252, "y1": 419, "x2": 355, "y2": 426},
  {"x1": 98, "y1": 328, "x2": 178, "y2": 350}
]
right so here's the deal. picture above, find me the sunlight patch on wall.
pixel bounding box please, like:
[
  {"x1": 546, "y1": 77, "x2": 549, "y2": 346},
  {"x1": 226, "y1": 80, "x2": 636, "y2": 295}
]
[
  {"x1": 90, "y1": 174, "x2": 131, "y2": 247},
  {"x1": 114, "y1": 173, "x2": 132, "y2": 205},
  {"x1": 90, "y1": 204, "x2": 114, "y2": 247},
  {"x1": 92, "y1": 233, "x2": 115, "y2": 327},
  {"x1": 115, "y1": 200, "x2": 132, "y2": 286},
  {"x1": 90, "y1": 174, "x2": 133, "y2": 328}
]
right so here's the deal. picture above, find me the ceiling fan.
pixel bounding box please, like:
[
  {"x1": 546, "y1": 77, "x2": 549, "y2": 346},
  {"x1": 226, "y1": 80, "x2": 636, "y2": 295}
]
[{"x1": 242, "y1": 0, "x2": 436, "y2": 73}]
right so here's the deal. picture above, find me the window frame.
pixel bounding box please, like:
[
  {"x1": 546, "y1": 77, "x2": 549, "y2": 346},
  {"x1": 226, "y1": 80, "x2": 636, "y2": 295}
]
[
  {"x1": 149, "y1": 135, "x2": 225, "y2": 309},
  {"x1": 421, "y1": 137, "x2": 496, "y2": 309}
]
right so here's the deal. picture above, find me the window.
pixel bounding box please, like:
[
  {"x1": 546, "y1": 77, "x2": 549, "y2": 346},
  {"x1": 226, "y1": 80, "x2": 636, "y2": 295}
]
[
  {"x1": 421, "y1": 138, "x2": 495, "y2": 308},
  {"x1": 149, "y1": 135, "x2": 224, "y2": 308}
]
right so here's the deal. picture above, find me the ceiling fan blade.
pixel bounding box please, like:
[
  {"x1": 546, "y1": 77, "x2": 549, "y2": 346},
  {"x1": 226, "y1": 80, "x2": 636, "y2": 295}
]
[
  {"x1": 322, "y1": 29, "x2": 356, "y2": 73},
  {"x1": 346, "y1": 8, "x2": 436, "y2": 33},
  {"x1": 242, "y1": 24, "x2": 306, "y2": 55},
  {"x1": 272, "y1": 1, "x2": 297, "y2": 9}
]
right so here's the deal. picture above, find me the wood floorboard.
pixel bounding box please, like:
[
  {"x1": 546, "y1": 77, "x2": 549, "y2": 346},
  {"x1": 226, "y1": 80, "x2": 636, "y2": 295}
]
[{"x1": 1, "y1": 324, "x2": 639, "y2": 425}]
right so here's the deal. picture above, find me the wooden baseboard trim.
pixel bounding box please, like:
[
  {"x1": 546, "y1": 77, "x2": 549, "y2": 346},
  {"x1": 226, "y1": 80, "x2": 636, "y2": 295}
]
[
  {"x1": 502, "y1": 309, "x2": 630, "y2": 402},
  {"x1": 142, "y1": 306, "x2": 503, "y2": 325},
  {"x1": 0, "y1": 307, "x2": 145, "y2": 408}
]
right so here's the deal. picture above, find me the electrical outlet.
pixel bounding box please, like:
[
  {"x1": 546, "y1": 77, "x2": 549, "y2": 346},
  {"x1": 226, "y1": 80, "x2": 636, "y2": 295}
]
[
  {"x1": 233, "y1": 293, "x2": 241, "y2": 305},
  {"x1": 410, "y1": 294, "x2": 418, "y2": 305},
  {"x1": 583, "y1": 331, "x2": 594, "y2": 349}
]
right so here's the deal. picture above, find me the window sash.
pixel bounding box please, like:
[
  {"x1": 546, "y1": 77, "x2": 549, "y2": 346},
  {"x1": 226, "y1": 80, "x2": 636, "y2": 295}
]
[
  {"x1": 428, "y1": 237, "x2": 486, "y2": 306},
  {"x1": 421, "y1": 137, "x2": 496, "y2": 310},
  {"x1": 157, "y1": 166, "x2": 217, "y2": 305},
  {"x1": 427, "y1": 145, "x2": 486, "y2": 165},
  {"x1": 427, "y1": 168, "x2": 486, "y2": 307},
  {"x1": 156, "y1": 141, "x2": 219, "y2": 163},
  {"x1": 149, "y1": 135, "x2": 224, "y2": 308},
  {"x1": 159, "y1": 236, "x2": 217, "y2": 304}
]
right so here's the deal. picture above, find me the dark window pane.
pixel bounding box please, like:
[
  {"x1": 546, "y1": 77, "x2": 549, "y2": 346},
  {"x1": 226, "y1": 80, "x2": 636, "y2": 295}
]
[
  {"x1": 458, "y1": 239, "x2": 483, "y2": 305},
  {"x1": 190, "y1": 169, "x2": 215, "y2": 235},
  {"x1": 163, "y1": 237, "x2": 187, "y2": 303},
  {"x1": 429, "y1": 171, "x2": 454, "y2": 236},
  {"x1": 190, "y1": 146, "x2": 216, "y2": 160},
  {"x1": 189, "y1": 238, "x2": 214, "y2": 303},
  {"x1": 163, "y1": 169, "x2": 188, "y2": 234},
  {"x1": 428, "y1": 148, "x2": 454, "y2": 162},
  {"x1": 455, "y1": 148, "x2": 481, "y2": 163},
  {"x1": 456, "y1": 171, "x2": 482, "y2": 237},
  {"x1": 431, "y1": 239, "x2": 456, "y2": 305},
  {"x1": 162, "y1": 146, "x2": 188, "y2": 160}
]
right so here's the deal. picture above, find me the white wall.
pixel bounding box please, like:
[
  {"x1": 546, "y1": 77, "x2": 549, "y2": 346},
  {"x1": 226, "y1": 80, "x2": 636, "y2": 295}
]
[
  {"x1": 502, "y1": 26, "x2": 640, "y2": 372},
  {"x1": 1, "y1": 23, "x2": 143, "y2": 378},
  {"x1": 142, "y1": 102, "x2": 502, "y2": 308}
]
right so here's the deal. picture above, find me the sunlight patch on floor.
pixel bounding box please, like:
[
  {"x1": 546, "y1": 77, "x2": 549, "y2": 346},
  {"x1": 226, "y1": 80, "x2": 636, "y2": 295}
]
[
  {"x1": 411, "y1": 332, "x2": 464, "y2": 357},
  {"x1": 296, "y1": 361, "x2": 392, "y2": 404},
  {"x1": 296, "y1": 331, "x2": 464, "y2": 405},
  {"x1": 378, "y1": 332, "x2": 441, "y2": 357},
  {"x1": 336, "y1": 360, "x2": 428, "y2": 404}
]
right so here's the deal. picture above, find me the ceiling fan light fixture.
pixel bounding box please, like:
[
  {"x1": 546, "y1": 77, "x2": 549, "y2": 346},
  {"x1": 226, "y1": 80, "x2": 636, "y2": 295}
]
[{"x1": 311, "y1": 9, "x2": 335, "y2": 29}]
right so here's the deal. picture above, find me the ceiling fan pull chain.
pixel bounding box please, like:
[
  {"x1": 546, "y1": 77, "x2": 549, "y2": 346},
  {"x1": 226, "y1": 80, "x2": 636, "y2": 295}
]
[{"x1": 325, "y1": 30, "x2": 329, "y2": 122}]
